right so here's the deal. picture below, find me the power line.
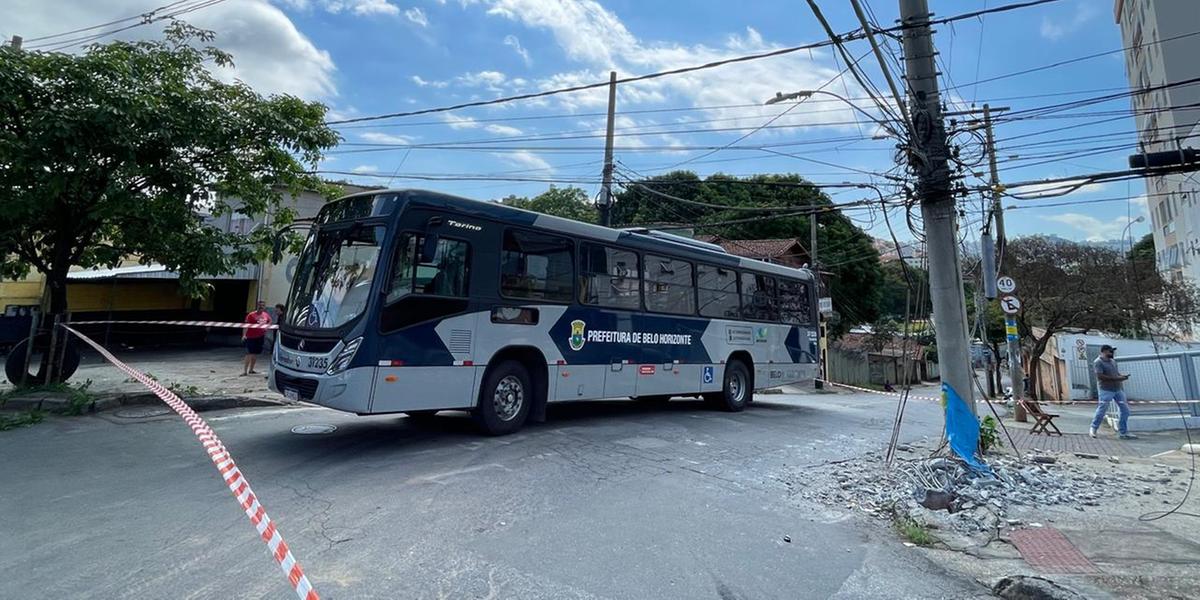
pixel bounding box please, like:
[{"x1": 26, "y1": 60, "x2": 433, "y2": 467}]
[{"x1": 327, "y1": 0, "x2": 1073, "y2": 126}]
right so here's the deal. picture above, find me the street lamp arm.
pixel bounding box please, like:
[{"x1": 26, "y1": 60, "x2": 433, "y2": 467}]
[{"x1": 766, "y1": 89, "x2": 903, "y2": 139}]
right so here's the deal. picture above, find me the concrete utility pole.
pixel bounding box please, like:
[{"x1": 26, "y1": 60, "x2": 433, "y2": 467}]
[
  {"x1": 981, "y1": 104, "x2": 1024, "y2": 412},
  {"x1": 9, "y1": 35, "x2": 22, "y2": 50},
  {"x1": 599, "y1": 71, "x2": 617, "y2": 227},
  {"x1": 898, "y1": 0, "x2": 976, "y2": 415}
]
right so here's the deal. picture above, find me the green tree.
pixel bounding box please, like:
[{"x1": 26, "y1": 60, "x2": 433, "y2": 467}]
[
  {"x1": 1009, "y1": 236, "x2": 1197, "y2": 399},
  {"x1": 0, "y1": 25, "x2": 339, "y2": 334},
  {"x1": 877, "y1": 260, "x2": 930, "y2": 320},
  {"x1": 500, "y1": 186, "x2": 597, "y2": 223},
  {"x1": 0, "y1": 25, "x2": 338, "y2": 381},
  {"x1": 613, "y1": 172, "x2": 883, "y2": 334},
  {"x1": 1129, "y1": 233, "x2": 1154, "y2": 263}
]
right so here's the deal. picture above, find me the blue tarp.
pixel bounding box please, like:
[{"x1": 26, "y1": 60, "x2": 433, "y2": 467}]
[{"x1": 942, "y1": 382, "x2": 991, "y2": 474}]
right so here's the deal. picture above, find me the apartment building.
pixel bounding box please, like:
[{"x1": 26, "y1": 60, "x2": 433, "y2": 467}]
[{"x1": 1115, "y1": 0, "x2": 1200, "y2": 281}]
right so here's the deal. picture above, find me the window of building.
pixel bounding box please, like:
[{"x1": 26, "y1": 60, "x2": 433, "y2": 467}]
[
  {"x1": 740, "y1": 272, "x2": 778, "y2": 321},
  {"x1": 386, "y1": 234, "x2": 471, "y2": 302},
  {"x1": 500, "y1": 229, "x2": 574, "y2": 302},
  {"x1": 697, "y1": 264, "x2": 740, "y2": 318},
  {"x1": 578, "y1": 243, "x2": 641, "y2": 309},
  {"x1": 777, "y1": 278, "x2": 812, "y2": 325},
  {"x1": 643, "y1": 254, "x2": 695, "y2": 314}
]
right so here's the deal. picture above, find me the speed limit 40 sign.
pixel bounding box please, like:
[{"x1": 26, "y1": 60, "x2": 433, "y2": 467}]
[{"x1": 996, "y1": 276, "x2": 1016, "y2": 294}]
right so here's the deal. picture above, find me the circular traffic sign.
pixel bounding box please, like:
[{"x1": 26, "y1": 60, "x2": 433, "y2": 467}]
[
  {"x1": 996, "y1": 276, "x2": 1016, "y2": 294},
  {"x1": 1000, "y1": 295, "x2": 1021, "y2": 314}
]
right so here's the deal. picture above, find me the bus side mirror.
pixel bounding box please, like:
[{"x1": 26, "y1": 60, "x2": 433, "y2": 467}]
[{"x1": 421, "y1": 234, "x2": 440, "y2": 263}]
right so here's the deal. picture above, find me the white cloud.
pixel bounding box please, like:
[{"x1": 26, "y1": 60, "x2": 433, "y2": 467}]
[
  {"x1": 405, "y1": 6, "x2": 429, "y2": 26},
  {"x1": 351, "y1": 164, "x2": 379, "y2": 173},
  {"x1": 1016, "y1": 179, "x2": 1111, "y2": 198},
  {"x1": 484, "y1": 124, "x2": 523, "y2": 136},
  {"x1": 503, "y1": 34, "x2": 532, "y2": 66},
  {"x1": 1039, "y1": 2, "x2": 1097, "y2": 41},
  {"x1": 411, "y1": 75, "x2": 449, "y2": 88},
  {"x1": 457, "y1": 70, "x2": 508, "y2": 89},
  {"x1": 360, "y1": 131, "x2": 414, "y2": 144},
  {"x1": 314, "y1": 0, "x2": 401, "y2": 16},
  {"x1": 1044, "y1": 214, "x2": 1134, "y2": 241},
  {"x1": 498, "y1": 150, "x2": 552, "y2": 172},
  {"x1": 442, "y1": 114, "x2": 480, "y2": 129},
  {"x1": 4, "y1": 0, "x2": 336, "y2": 100},
  {"x1": 465, "y1": 1, "x2": 848, "y2": 131}
]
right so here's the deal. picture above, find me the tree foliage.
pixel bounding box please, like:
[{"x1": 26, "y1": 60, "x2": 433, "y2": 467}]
[
  {"x1": 0, "y1": 24, "x2": 340, "y2": 317},
  {"x1": 612, "y1": 171, "x2": 883, "y2": 334},
  {"x1": 499, "y1": 186, "x2": 597, "y2": 223},
  {"x1": 1129, "y1": 233, "x2": 1154, "y2": 263},
  {"x1": 1008, "y1": 235, "x2": 1197, "y2": 399}
]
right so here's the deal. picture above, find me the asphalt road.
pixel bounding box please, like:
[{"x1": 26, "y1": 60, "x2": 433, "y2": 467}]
[{"x1": 0, "y1": 388, "x2": 988, "y2": 599}]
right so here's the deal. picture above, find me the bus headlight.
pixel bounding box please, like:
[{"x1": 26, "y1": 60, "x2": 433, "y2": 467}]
[{"x1": 326, "y1": 337, "x2": 363, "y2": 375}]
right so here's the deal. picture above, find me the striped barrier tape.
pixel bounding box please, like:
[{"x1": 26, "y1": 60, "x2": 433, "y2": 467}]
[
  {"x1": 69, "y1": 319, "x2": 278, "y2": 330},
  {"x1": 818, "y1": 378, "x2": 1200, "y2": 405},
  {"x1": 61, "y1": 324, "x2": 319, "y2": 600},
  {"x1": 819, "y1": 379, "x2": 940, "y2": 402}
]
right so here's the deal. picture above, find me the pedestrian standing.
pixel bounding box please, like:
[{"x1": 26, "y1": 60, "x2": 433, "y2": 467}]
[
  {"x1": 1090, "y1": 344, "x2": 1137, "y2": 439},
  {"x1": 241, "y1": 299, "x2": 272, "y2": 376}
]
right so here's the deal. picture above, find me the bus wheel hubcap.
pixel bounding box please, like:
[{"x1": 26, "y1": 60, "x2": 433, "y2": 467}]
[
  {"x1": 494, "y1": 375, "x2": 524, "y2": 421},
  {"x1": 729, "y1": 371, "x2": 745, "y2": 402}
]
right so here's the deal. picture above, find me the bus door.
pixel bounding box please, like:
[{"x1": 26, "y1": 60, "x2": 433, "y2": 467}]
[{"x1": 371, "y1": 209, "x2": 484, "y2": 412}]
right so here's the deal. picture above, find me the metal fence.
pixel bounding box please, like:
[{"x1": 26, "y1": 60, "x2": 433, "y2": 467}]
[{"x1": 1096, "y1": 351, "x2": 1200, "y2": 417}]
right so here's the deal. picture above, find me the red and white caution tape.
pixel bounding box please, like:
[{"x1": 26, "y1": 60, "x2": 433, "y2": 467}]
[
  {"x1": 69, "y1": 319, "x2": 278, "y2": 330},
  {"x1": 61, "y1": 325, "x2": 318, "y2": 600},
  {"x1": 819, "y1": 379, "x2": 940, "y2": 402},
  {"x1": 818, "y1": 378, "x2": 1200, "y2": 405}
]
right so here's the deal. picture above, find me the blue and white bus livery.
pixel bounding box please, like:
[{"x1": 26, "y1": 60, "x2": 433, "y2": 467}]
[{"x1": 270, "y1": 189, "x2": 820, "y2": 435}]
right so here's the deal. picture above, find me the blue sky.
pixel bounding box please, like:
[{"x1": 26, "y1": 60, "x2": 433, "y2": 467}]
[{"x1": 2, "y1": 0, "x2": 1152, "y2": 243}]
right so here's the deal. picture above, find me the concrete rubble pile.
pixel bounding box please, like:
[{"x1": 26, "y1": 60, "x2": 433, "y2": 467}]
[{"x1": 790, "y1": 447, "x2": 1170, "y2": 535}]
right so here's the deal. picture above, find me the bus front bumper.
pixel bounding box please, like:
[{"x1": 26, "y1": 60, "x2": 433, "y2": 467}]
[{"x1": 269, "y1": 364, "x2": 376, "y2": 414}]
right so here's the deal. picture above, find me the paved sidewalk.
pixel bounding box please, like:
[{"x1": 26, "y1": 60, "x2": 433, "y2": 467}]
[{"x1": 996, "y1": 402, "x2": 1190, "y2": 458}]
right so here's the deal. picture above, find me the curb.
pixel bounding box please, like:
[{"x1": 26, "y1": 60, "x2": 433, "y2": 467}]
[{"x1": 2, "y1": 392, "x2": 289, "y2": 414}]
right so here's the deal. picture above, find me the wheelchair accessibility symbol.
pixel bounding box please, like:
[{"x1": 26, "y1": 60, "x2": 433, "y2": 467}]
[{"x1": 703, "y1": 366, "x2": 714, "y2": 384}]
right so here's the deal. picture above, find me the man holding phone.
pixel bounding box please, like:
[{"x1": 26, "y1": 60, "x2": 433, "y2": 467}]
[{"x1": 1090, "y1": 344, "x2": 1136, "y2": 439}]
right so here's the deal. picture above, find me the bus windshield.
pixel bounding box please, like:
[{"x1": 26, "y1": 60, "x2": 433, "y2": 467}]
[{"x1": 287, "y1": 225, "x2": 386, "y2": 329}]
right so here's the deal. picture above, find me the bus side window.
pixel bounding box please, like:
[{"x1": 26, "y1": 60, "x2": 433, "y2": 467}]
[
  {"x1": 697, "y1": 264, "x2": 739, "y2": 318},
  {"x1": 579, "y1": 243, "x2": 641, "y2": 309},
  {"x1": 740, "y1": 273, "x2": 779, "y2": 321},
  {"x1": 644, "y1": 254, "x2": 695, "y2": 315},
  {"x1": 386, "y1": 234, "x2": 470, "y2": 302},
  {"x1": 500, "y1": 229, "x2": 574, "y2": 302},
  {"x1": 778, "y1": 278, "x2": 811, "y2": 325}
]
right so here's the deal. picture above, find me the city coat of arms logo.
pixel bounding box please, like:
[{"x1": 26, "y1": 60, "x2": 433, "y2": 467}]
[{"x1": 569, "y1": 320, "x2": 586, "y2": 351}]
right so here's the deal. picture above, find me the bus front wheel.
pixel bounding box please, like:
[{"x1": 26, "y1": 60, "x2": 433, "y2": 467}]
[
  {"x1": 474, "y1": 360, "x2": 532, "y2": 435},
  {"x1": 707, "y1": 361, "x2": 751, "y2": 412}
]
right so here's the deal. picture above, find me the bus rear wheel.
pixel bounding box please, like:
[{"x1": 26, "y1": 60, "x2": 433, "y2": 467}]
[
  {"x1": 473, "y1": 360, "x2": 532, "y2": 435},
  {"x1": 706, "y1": 360, "x2": 751, "y2": 412}
]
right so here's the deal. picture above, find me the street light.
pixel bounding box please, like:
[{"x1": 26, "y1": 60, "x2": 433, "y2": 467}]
[
  {"x1": 764, "y1": 89, "x2": 901, "y2": 138},
  {"x1": 1122, "y1": 215, "x2": 1146, "y2": 255}
]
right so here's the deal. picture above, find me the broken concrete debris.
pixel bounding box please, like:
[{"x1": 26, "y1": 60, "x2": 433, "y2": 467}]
[{"x1": 786, "y1": 448, "x2": 1152, "y2": 536}]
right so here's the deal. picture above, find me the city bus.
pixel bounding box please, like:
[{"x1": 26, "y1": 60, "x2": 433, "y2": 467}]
[{"x1": 270, "y1": 189, "x2": 820, "y2": 434}]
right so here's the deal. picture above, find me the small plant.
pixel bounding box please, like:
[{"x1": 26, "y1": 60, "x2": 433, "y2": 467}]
[
  {"x1": 63, "y1": 379, "x2": 96, "y2": 416},
  {"x1": 167, "y1": 382, "x2": 202, "y2": 397},
  {"x1": 895, "y1": 516, "x2": 934, "y2": 546},
  {"x1": 0, "y1": 410, "x2": 45, "y2": 431},
  {"x1": 979, "y1": 415, "x2": 1003, "y2": 454}
]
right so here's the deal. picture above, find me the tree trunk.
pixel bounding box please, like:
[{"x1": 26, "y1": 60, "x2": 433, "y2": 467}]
[
  {"x1": 40, "y1": 269, "x2": 71, "y2": 383},
  {"x1": 991, "y1": 341, "x2": 1003, "y2": 394},
  {"x1": 1026, "y1": 337, "x2": 1051, "y2": 402}
]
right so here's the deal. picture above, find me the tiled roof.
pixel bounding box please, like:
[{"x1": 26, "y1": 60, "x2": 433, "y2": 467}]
[{"x1": 694, "y1": 237, "x2": 806, "y2": 260}]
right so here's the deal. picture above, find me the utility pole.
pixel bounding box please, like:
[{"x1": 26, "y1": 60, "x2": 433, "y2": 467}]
[
  {"x1": 898, "y1": 0, "x2": 976, "y2": 415},
  {"x1": 9, "y1": 35, "x2": 22, "y2": 50},
  {"x1": 599, "y1": 71, "x2": 617, "y2": 227},
  {"x1": 810, "y1": 213, "x2": 818, "y2": 271},
  {"x1": 981, "y1": 103, "x2": 1025, "y2": 416}
]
